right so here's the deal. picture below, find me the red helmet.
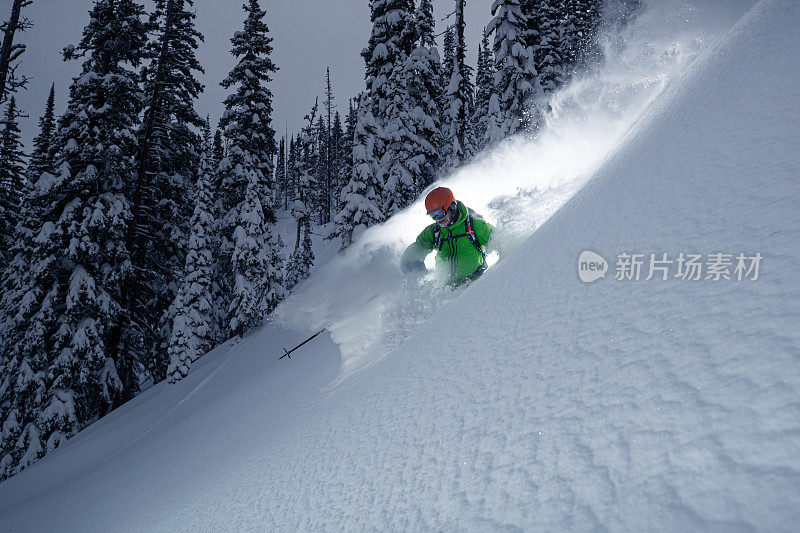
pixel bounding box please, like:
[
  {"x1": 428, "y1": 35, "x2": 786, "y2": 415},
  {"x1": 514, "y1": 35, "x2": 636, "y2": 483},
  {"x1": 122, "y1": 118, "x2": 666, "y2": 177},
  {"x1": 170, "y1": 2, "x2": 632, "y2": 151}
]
[{"x1": 425, "y1": 187, "x2": 455, "y2": 216}]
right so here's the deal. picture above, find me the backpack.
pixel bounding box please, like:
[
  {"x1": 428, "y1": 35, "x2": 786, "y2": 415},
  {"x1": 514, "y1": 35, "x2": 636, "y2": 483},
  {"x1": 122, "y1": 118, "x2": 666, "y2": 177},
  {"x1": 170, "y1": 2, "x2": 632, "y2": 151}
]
[{"x1": 431, "y1": 208, "x2": 487, "y2": 270}]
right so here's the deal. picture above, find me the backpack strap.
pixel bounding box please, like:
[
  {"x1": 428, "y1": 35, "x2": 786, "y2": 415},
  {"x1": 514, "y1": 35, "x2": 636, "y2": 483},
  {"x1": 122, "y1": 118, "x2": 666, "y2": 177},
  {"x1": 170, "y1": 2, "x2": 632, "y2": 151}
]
[
  {"x1": 464, "y1": 211, "x2": 487, "y2": 265},
  {"x1": 431, "y1": 224, "x2": 442, "y2": 250}
]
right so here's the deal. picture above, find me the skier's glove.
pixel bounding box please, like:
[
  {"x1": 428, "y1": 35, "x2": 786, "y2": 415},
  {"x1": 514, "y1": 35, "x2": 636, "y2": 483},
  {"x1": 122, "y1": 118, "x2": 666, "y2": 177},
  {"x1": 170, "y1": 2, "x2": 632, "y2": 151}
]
[{"x1": 402, "y1": 260, "x2": 426, "y2": 274}]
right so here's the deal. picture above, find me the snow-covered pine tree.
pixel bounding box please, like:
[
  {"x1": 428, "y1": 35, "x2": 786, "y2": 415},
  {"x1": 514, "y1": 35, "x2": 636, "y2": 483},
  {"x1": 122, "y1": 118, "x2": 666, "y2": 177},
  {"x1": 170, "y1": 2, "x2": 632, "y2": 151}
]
[
  {"x1": 0, "y1": 0, "x2": 148, "y2": 479},
  {"x1": 440, "y1": 26, "x2": 455, "y2": 98},
  {"x1": 275, "y1": 136, "x2": 287, "y2": 209},
  {"x1": 0, "y1": 95, "x2": 25, "y2": 264},
  {"x1": 341, "y1": 98, "x2": 358, "y2": 182},
  {"x1": 207, "y1": 124, "x2": 227, "y2": 346},
  {"x1": 212, "y1": 125, "x2": 225, "y2": 191},
  {"x1": 441, "y1": 0, "x2": 477, "y2": 169},
  {"x1": 313, "y1": 111, "x2": 328, "y2": 226},
  {"x1": 335, "y1": 0, "x2": 416, "y2": 247},
  {"x1": 382, "y1": 0, "x2": 442, "y2": 214},
  {"x1": 227, "y1": 162, "x2": 283, "y2": 335},
  {"x1": 218, "y1": 0, "x2": 283, "y2": 336},
  {"x1": 212, "y1": 126, "x2": 225, "y2": 165},
  {"x1": 487, "y1": 0, "x2": 540, "y2": 139},
  {"x1": 563, "y1": 0, "x2": 604, "y2": 72},
  {"x1": 319, "y1": 67, "x2": 335, "y2": 225},
  {"x1": 335, "y1": 93, "x2": 382, "y2": 250},
  {"x1": 219, "y1": 0, "x2": 278, "y2": 214},
  {"x1": 286, "y1": 134, "x2": 298, "y2": 214},
  {"x1": 166, "y1": 122, "x2": 214, "y2": 383},
  {"x1": 411, "y1": 0, "x2": 443, "y2": 183},
  {"x1": 526, "y1": 0, "x2": 566, "y2": 126},
  {"x1": 287, "y1": 101, "x2": 317, "y2": 280},
  {"x1": 285, "y1": 214, "x2": 314, "y2": 292},
  {"x1": 329, "y1": 110, "x2": 344, "y2": 217},
  {"x1": 26, "y1": 84, "x2": 58, "y2": 183},
  {"x1": 0, "y1": 128, "x2": 54, "y2": 483},
  {"x1": 116, "y1": 0, "x2": 205, "y2": 384},
  {"x1": 473, "y1": 31, "x2": 495, "y2": 152},
  {"x1": 298, "y1": 100, "x2": 318, "y2": 229},
  {"x1": 327, "y1": 99, "x2": 357, "y2": 243}
]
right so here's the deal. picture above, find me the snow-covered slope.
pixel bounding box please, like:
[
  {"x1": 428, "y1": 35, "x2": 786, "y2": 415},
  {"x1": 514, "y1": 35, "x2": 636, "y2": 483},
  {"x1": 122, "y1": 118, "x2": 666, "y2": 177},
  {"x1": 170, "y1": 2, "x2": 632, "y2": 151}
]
[{"x1": 1, "y1": 0, "x2": 799, "y2": 530}]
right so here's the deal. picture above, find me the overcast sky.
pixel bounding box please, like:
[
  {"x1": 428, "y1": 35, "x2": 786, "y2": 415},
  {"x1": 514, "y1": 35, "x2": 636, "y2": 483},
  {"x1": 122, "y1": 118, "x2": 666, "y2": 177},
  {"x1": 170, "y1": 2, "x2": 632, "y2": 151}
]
[{"x1": 10, "y1": 0, "x2": 491, "y2": 149}]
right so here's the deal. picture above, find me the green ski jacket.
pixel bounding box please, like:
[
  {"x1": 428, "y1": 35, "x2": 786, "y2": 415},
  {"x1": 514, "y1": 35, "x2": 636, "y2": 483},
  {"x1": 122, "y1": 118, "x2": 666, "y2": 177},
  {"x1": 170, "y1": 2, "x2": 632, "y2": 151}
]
[{"x1": 401, "y1": 201, "x2": 494, "y2": 283}]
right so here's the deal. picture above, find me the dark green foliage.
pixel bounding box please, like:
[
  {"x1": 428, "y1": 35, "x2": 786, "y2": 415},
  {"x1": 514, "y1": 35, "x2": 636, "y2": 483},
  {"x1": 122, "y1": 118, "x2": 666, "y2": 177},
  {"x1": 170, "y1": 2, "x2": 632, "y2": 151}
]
[
  {"x1": 26, "y1": 84, "x2": 58, "y2": 183},
  {"x1": 217, "y1": 0, "x2": 284, "y2": 335},
  {"x1": 0, "y1": 0, "x2": 148, "y2": 480},
  {"x1": 119, "y1": 0, "x2": 206, "y2": 384},
  {"x1": 0, "y1": 95, "x2": 25, "y2": 263}
]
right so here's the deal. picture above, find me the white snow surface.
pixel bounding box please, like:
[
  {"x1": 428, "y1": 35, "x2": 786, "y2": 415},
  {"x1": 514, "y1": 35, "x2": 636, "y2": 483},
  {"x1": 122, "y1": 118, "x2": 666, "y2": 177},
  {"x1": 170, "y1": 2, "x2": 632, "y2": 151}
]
[{"x1": 2, "y1": 0, "x2": 800, "y2": 530}]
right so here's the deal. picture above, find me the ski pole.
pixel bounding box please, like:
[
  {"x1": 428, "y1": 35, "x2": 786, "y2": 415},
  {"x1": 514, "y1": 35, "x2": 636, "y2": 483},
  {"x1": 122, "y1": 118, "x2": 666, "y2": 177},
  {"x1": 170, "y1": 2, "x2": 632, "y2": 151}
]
[
  {"x1": 278, "y1": 293, "x2": 380, "y2": 360},
  {"x1": 278, "y1": 328, "x2": 327, "y2": 360}
]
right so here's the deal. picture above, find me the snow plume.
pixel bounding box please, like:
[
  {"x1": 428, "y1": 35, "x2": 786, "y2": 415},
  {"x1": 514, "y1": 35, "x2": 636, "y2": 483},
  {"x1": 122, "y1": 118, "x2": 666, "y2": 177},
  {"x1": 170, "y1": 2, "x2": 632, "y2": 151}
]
[{"x1": 274, "y1": 0, "x2": 755, "y2": 381}]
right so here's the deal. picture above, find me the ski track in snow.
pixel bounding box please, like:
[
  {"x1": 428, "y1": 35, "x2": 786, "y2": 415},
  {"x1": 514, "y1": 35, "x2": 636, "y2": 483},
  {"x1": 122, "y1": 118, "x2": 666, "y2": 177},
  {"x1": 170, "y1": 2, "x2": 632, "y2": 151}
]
[{"x1": 2, "y1": 0, "x2": 800, "y2": 531}]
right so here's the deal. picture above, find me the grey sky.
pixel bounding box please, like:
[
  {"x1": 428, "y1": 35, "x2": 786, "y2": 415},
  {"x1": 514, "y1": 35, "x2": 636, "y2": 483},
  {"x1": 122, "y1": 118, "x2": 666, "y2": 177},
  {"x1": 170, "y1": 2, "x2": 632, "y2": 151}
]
[{"x1": 10, "y1": 0, "x2": 490, "y2": 149}]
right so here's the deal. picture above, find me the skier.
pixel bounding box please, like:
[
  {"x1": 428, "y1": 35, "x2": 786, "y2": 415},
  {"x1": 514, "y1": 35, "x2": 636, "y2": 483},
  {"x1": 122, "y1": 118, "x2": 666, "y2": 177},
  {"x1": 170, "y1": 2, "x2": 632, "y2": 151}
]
[{"x1": 401, "y1": 187, "x2": 494, "y2": 285}]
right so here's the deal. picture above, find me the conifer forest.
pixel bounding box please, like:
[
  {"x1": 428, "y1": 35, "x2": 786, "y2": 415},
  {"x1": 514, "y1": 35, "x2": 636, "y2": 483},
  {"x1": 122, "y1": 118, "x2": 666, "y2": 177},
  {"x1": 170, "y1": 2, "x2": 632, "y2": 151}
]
[{"x1": 0, "y1": 0, "x2": 634, "y2": 480}]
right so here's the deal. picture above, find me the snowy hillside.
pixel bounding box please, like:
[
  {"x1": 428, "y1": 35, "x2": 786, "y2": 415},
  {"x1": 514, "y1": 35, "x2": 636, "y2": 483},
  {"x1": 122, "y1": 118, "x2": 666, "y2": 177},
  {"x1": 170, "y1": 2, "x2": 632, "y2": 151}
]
[{"x1": 1, "y1": 0, "x2": 799, "y2": 530}]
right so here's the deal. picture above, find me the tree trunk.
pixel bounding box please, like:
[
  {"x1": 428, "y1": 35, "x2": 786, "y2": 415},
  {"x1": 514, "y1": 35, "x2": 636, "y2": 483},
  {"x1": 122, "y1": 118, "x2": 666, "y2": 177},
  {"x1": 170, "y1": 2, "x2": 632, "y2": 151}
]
[
  {"x1": 454, "y1": 0, "x2": 466, "y2": 153},
  {"x1": 0, "y1": 0, "x2": 23, "y2": 104},
  {"x1": 110, "y1": 0, "x2": 178, "y2": 396}
]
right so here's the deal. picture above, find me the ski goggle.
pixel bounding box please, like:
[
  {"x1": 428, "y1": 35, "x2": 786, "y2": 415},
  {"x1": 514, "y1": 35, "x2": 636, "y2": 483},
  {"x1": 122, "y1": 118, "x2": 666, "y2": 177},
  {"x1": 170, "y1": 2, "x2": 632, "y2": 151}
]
[{"x1": 428, "y1": 207, "x2": 447, "y2": 220}]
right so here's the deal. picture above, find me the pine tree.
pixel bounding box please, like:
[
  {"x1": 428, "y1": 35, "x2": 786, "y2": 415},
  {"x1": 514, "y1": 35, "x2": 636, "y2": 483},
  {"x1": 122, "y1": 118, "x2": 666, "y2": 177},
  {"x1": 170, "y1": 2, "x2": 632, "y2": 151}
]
[
  {"x1": 329, "y1": 110, "x2": 344, "y2": 217},
  {"x1": 320, "y1": 67, "x2": 335, "y2": 225},
  {"x1": 411, "y1": 0, "x2": 443, "y2": 187},
  {"x1": 0, "y1": 0, "x2": 32, "y2": 104},
  {"x1": 114, "y1": 0, "x2": 205, "y2": 384},
  {"x1": 0, "y1": 124, "x2": 51, "y2": 483},
  {"x1": 217, "y1": 0, "x2": 283, "y2": 335},
  {"x1": 285, "y1": 113, "x2": 316, "y2": 291},
  {"x1": 473, "y1": 32, "x2": 495, "y2": 151},
  {"x1": 212, "y1": 126, "x2": 225, "y2": 172},
  {"x1": 440, "y1": 26, "x2": 455, "y2": 97},
  {"x1": 228, "y1": 164, "x2": 282, "y2": 335},
  {"x1": 487, "y1": 0, "x2": 540, "y2": 138},
  {"x1": 341, "y1": 98, "x2": 357, "y2": 182},
  {"x1": 563, "y1": 0, "x2": 604, "y2": 72},
  {"x1": 527, "y1": 0, "x2": 566, "y2": 108},
  {"x1": 441, "y1": 0, "x2": 476, "y2": 168},
  {"x1": 26, "y1": 84, "x2": 58, "y2": 183},
  {"x1": 219, "y1": 0, "x2": 278, "y2": 211},
  {"x1": 313, "y1": 111, "x2": 328, "y2": 226},
  {"x1": 328, "y1": 99, "x2": 356, "y2": 243},
  {"x1": 0, "y1": 95, "x2": 25, "y2": 264},
  {"x1": 335, "y1": 0, "x2": 418, "y2": 246},
  {"x1": 166, "y1": 122, "x2": 214, "y2": 383},
  {"x1": 211, "y1": 124, "x2": 225, "y2": 202},
  {"x1": 285, "y1": 215, "x2": 314, "y2": 291},
  {"x1": 286, "y1": 134, "x2": 298, "y2": 216},
  {"x1": 275, "y1": 136, "x2": 287, "y2": 210},
  {"x1": 290, "y1": 101, "x2": 317, "y2": 257},
  {"x1": 208, "y1": 124, "x2": 227, "y2": 346},
  {"x1": 335, "y1": 93, "x2": 383, "y2": 250},
  {"x1": 382, "y1": 0, "x2": 441, "y2": 213},
  {"x1": 0, "y1": 0, "x2": 148, "y2": 479}
]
